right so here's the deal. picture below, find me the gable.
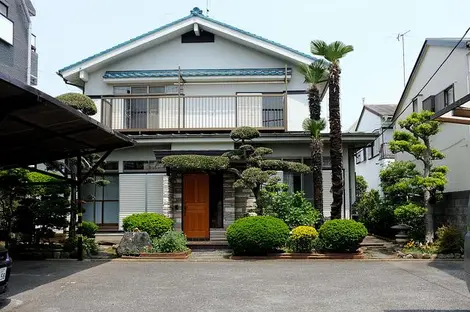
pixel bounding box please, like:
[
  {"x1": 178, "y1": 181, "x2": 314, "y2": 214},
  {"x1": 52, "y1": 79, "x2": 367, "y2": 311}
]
[
  {"x1": 58, "y1": 7, "x2": 318, "y2": 85},
  {"x1": 356, "y1": 109, "x2": 381, "y2": 132}
]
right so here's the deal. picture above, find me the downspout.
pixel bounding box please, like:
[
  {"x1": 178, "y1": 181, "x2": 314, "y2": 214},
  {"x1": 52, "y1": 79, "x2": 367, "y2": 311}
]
[{"x1": 56, "y1": 71, "x2": 85, "y2": 94}]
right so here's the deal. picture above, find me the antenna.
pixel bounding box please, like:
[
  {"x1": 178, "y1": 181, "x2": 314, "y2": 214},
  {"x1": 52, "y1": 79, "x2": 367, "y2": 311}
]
[
  {"x1": 362, "y1": 97, "x2": 365, "y2": 105},
  {"x1": 397, "y1": 30, "x2": 411, "y2": 87},
  {"x1": 206, "y1": 0, "x2": 210, "y2": 16}
]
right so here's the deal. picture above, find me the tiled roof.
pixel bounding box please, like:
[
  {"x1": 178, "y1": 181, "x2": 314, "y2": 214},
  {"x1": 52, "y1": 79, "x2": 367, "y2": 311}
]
[
  {"x1": 59, "y1": 7, "x2": 317, "y2": 73},
  {"x1": 364, "y1": 104, "x2": 397, "y2": 116},
  {"x1": 103, "y1": 68, "x2": 292, "y2": 79}
]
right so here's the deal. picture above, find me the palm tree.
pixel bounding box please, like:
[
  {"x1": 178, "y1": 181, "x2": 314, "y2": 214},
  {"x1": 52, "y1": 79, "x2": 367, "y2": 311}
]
[
  {"x1": 299, "y1": 60, "x2": 329, "y2": 120},
  {"x1": 310, "y1": 40, "x2": 354, "y2": 219},
  {"x1": 303, "y1": 118, "x2": 326, "y2": 216}
]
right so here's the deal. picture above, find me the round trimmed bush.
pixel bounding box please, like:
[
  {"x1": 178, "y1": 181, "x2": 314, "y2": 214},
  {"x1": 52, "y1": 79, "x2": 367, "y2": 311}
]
[
  {"x1": 82, "y1": 221, "x2": 99, "y2": 238},
  {"x1": 56, "y1": 93, "x2": 97, "y2": 116},
  {"x1": 122, "y1": 213, "x2": 174, "y2": 239},
  {"x1": 226, "y1": 216, "x2": 289, "y2": 256},
  {"x1": 318, "y1": 219, "x2": 368, "y2": 253},
  {"x1": 287, "y1": 226, "x2": 318, "y2": 253}
]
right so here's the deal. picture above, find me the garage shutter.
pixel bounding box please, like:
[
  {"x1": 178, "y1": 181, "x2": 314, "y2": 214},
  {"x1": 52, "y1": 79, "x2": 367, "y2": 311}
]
[
  {"x1": 119, "y1": 174, "x2": 146, "y2": 229},
  {"x1": 146, "y1": 174, "x2": 164, "y2": 214},
  {"x1": 322, "y1": 170, "x2": 333, "y2": 219}
]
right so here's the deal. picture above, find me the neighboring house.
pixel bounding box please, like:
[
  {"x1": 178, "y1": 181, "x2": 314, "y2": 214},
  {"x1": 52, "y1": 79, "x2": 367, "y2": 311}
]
[
  {"x1": 57, "y1": 7, "x2": 376, "y2": 238},
  {"x1": 353, "y1": 104, "x2": 396, "y2": 191},
  {"x1": 0, "y1": 0, "x2": 37, "y2": 85},
  {"x1": 393, "y1": 38, "x2": 470, "y2": 231}
]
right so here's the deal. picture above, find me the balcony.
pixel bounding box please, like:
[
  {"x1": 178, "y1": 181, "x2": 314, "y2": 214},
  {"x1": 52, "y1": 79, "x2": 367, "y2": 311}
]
[
  {"x1": 379, "y1": 143, "x2": 394, "y2": 160},
  {"x1": 101, "y1": 94, "x2": 286, "y2": 132}
]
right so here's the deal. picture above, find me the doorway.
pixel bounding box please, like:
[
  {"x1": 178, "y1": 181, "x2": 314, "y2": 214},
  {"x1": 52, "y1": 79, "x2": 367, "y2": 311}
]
[
  {"x1": 209, "y1": 173, "x2": 224, "y2": 228},
  {"x1": 183, "y1": 174, "x2": 210, "y2": 239}
]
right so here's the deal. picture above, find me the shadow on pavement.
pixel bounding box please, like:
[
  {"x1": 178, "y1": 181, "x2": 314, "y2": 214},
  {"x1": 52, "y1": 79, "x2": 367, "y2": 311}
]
[
  {"x1": 6, "y1": 260, "x2": 109, "y2": 297},
  {"x1": 427, "y1": 260, "x2": 466, "y2": 281}
]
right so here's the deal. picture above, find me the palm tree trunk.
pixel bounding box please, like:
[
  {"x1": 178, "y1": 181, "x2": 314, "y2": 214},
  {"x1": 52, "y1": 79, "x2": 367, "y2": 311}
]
[
  {"x1": 329, "y1": 63, "x2": 344, "y2": 219},
  {"x1": 311, "y1": 139, "x2": 323, "y2": 215},
  {"x1": 308, "y1": 86, "x2": 321, "y2": 121}
]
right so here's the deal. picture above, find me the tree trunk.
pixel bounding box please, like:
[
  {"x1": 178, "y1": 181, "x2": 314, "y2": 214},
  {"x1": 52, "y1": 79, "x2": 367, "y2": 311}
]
[
  {"x1": 423, "y1": 138, "x2": 434, "y2": 243},
  {"x1": 308, "y1": 86, "x2": 321, "y2": 121},
  {"x1": 253, "y1": 185, "x2": 262, "y2": 215},
  {"x1": 311, "y1": 138, "x2": 323, "y2": 216},
  {"x1": 328, "y1": 63, "x2": 344, "y2": 219}
]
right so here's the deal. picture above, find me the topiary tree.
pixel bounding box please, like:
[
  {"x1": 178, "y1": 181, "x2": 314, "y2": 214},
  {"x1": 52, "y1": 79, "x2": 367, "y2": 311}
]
[
  {"x1": 56, "y1": 93, "x2": 98, "y2": 116},
  {"x1": 224, "y1": 127, "x2": 310, "y2": 214},
  {"x1": 379, "y1": 161, "x2": 423, "y2": 207},
  {"x1": 389, "y1": 111, "x2": 448, "y2": 242}
]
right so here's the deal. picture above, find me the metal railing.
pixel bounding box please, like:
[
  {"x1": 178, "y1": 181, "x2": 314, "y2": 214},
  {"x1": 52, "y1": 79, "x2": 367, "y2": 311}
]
[
  {"x1": 379, "y1": 143, "x2": 394, "y2": 160},
  {"x1": 101, "y1": 94, "x2": 287, "y2": 131}
]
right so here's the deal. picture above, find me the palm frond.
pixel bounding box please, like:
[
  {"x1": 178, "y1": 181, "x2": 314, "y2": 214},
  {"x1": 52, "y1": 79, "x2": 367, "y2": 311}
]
[
  {"x1": 302, "y1": 118, "x2": 326, "y2": 138},
  {"x1": 311, "y1": 40, "x2": 354, "y2": 63},
  {"x1": 299, "y1": 60, "x2": 329, "y2": 84}
]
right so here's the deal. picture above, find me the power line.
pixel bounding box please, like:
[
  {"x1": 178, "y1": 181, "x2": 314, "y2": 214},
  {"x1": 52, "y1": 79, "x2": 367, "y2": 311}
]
[{"x1": 358, "y1": 26, "x2": 470, "y2": 153}]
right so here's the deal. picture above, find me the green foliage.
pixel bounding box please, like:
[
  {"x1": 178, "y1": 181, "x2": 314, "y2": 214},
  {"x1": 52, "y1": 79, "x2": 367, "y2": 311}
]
[
  {"x1": 56, "y1": 93, "x2": 97, "y2": 116},
  {"x1": 161, "y1": 155, "x2": 229, "y2": 171},
  {"x1": 233, "y1": 167, "x2": 277, "y2": 190},
  {"x1": 286, "y1": 226, "x2": 318, "y2": 253},
  {"x1": 226, "y1": 216, "x2": 290, "y2": 256},
  {"x1": 302, "y1": 118, "x2": 326, "y2": 138},
  {"x1": 394, "y1": 203, "x2": 426, "y2": 241},
  {"x1": 81, "y1": 221, "x2": 99, "y2": 238},
  {"x1": 261, "y1": 182, "x2": 321, "y2": 229},
  {"x1": 230, "y1": 126, "x2": 260, "y2": 141},
  {"x1": 355, "y1": 175, "x2": 368, "y2": 200},
  {"x1": 63, "y1": 236, "x2": 78, "y2": 252},
  {"x1": 299, "y1": 60, "x2": 329, "y2": 84},
  {"x1": 380, "y1": 161, "x2": 423, "y2": 206},
  {"x1": 122, "y1": 213, "x2": 174, "y2": 238},
  {"x1": 355, "y1": 190, "x2": 395, "y2": 237},
  {"x1": 318, "y1": 219, "x2": 368, "y2": 252},
  {"x1": 83, "y1": 238, "x2": 99, "y2": 256},
  {"x1": 435, "y1": 225, "x2": 464, "y2": 254},
  {"x1": 151, "y1": 231, "x2": 188, "y2": 253},
  {"x1": 310, "y1": 40, "x2": 354, "y2": 63},
  {"x1": 260, "y1": 160, "x2": 310, "y2": 173}
]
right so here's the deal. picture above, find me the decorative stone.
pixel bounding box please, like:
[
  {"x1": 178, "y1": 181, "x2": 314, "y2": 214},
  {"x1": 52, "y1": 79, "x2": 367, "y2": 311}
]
[
  {"x1": 437, "y1": 254, "x2": 445, "y2": 259},
  {"x1": 391, "y1": 224, "x2": 411, "y2": 246},
  {"x1": 405, "y1": 254, "x2": 413, "y2": 259},
  {"x1": 422, "y1": 253, "x2": 431, "y2": 259},
  {"x1": 430, "y1": 254, "x2": 438, "y2": 260},
  {"x1": 116, "y1": 232, "x2": 151, "y2": 257}
]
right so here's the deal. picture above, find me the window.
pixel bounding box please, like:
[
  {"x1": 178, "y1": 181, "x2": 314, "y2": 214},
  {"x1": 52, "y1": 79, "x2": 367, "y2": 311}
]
[
  {"x1": 370, "y1": 138, "x2": 380, "y2": 159},
  {"x1": 0, "y1": 2, "x2": 7, "y2": 17},
  {"x1": 412, "y1": 98, "x2": 418, "y2": 112},
  {"x1": 102, "y1": 161, "x2": 119, "y2": 171},
  {"x1": 356, "y1": 149, "x2": 365, "y2": 164},
  {"x1": 123, "y1": 160, "x2": 165, "y2": 172},
  {"x1": 82, "y1": 175, "x2": 120, "y2": 226},
  {"x1": 181, "y1": 30, "x2": 215, "y2": 43},
  {"x1": 422, "y1": 96, "x2": 435, "y2": 112},
  {"x1": 444, "y1": 85, "x2": 454, "y2": 107}
]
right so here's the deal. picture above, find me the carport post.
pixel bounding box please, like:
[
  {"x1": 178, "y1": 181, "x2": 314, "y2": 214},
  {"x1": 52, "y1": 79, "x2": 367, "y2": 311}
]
[{"x1": 77, "y1": 154, "x2": 83, "y2": 261}]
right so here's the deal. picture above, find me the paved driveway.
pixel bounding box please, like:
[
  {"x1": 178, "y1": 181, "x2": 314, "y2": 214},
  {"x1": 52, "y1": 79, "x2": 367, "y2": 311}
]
[{"x1": 2, "y1": 260, "x2": 470, "y2": 312}]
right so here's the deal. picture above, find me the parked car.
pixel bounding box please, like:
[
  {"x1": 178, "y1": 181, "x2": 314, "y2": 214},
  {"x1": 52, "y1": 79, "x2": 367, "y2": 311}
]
[{"x1": 0, "y1": 247, "x2": 12, "y2": 294}]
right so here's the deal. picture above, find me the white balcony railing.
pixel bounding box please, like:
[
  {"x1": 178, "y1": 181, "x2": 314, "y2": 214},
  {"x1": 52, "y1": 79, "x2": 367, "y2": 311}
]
[{"x1": 101, "y1": 94, "x2": 287, "y2": 131}]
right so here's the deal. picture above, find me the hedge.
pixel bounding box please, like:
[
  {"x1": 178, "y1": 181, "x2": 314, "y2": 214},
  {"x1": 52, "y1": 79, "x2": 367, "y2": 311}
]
[
  {"x1": 122, "y1": 213, "x2": 174, "y2": 238},
  {"x1": 230, "y1": 127, "x2": 260, "y2": 141},
  {"x1": 161, "y1": 155, "x2": 229, "y2": 171}
]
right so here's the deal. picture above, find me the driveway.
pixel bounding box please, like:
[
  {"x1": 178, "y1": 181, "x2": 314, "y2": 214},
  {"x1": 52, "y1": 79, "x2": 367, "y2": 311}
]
[{"x1": 2, "y1": 260, "x2": 470, "y2": 312}]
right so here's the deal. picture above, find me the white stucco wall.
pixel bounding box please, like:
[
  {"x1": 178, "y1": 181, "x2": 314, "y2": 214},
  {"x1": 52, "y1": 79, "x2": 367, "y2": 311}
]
[
  {"x1": 83, "y1": 34, "x2": 328, "y2": 131},
  {"x1": 395, "y1": 45, "x2": 470, "y2": 193},
  {"x1": 356, "y1": 110, "x2": 381, "y2": 132}
]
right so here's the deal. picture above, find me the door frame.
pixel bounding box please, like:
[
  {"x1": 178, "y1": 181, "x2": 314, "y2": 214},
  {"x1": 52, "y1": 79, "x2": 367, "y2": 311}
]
[{"x1": 182, "y1": 173, "x2": 210, "y2": 240}]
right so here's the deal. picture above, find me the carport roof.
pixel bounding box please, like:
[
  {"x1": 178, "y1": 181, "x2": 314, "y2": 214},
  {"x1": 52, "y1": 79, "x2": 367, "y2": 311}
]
[{"x1": 0, "y1": 73, "x2": 134, "y2": 168}]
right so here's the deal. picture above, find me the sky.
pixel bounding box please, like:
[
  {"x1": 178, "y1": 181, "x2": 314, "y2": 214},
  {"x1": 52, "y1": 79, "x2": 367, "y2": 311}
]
[{"x1": 32, "y1": 0, "x2": 470, "y2": 130}]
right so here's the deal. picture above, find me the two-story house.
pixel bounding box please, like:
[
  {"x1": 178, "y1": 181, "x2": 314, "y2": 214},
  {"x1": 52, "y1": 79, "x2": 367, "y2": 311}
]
[
  {"x1": 353, "y1": 104, "x2": 396, "y2": 191},
  {"x1": 57, "y1": 7, "x2": 376, "y2": 239},
  {"x1": 393, "y1": 38, "x2": 470, "y2": 231},
  {"x1": 0, "y1": 0, "x2": 37, "y2": 85}
]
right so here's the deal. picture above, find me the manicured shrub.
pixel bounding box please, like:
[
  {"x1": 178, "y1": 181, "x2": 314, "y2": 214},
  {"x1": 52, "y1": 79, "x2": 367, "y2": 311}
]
[
  {"x1": 226, "y1": 216, "x2": 289, "y2": 256},
  {"x1": 318, "y1": 219, "x2": 368, "y2": 253},
  {"x1": 82, "y1": 221, "x2": 99, "y2": 238},
  {"x1": 152, "y1": 231, "x2": 188, "y2": 253},
  {"x1": 56, "y1": 93, "x2": 97, "y2": 116},
  {"x1": 83, "y1": 238, "x2": 99, "y2": 256},
  {"x1": 287, "y1": 226, "x2": 318, "y2": 253},
  {"x1": 435, "y1": 225, "x2": 464, "y2": 254},
  {"x1": 161, "y1": 155, "x2": 229, "y2": 171},
  {"x1": 356, "y1": 190, "x2": 395, "y2": 238},
  {"x1": 261, "y1": 182, "x2": 321, "y2": 229},
  {"x1": 122, "y1": 213, "x2": 173, "y2": 239},
  {"x1": 394, "y1": 203, "x2": 426, "y2": 242}
]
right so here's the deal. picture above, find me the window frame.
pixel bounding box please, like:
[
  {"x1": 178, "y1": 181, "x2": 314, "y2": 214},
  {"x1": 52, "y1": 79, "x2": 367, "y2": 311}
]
[
  {"x1": 412, "y1": 98, "x2": 418, "y2": 112},
  {"x1": 444, "y1": 84, "x2": 455, "y2": 107},
  {"x1": 0, "y1": 2, "x2": 8, "y2": 17},
  {"x1": 82, "y1": 174, "x2": 120, "y2": 226}
]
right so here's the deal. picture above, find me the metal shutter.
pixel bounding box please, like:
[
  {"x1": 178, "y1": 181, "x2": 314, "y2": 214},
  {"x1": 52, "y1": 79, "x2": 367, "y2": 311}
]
[
  {"x1": 146, "y1": 174, "x2": 164, "y2": 214},
  {"x1": 119, "y1": 174, "x2": 146, "y2": 230},
  {"x1": 322, "y1": 170, "x2": 333, "y2": 219}
]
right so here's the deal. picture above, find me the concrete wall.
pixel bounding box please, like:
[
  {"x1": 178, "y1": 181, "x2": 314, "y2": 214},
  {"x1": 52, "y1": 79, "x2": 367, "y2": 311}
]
[{"x1": 0, "y1": 0, "x2": 31, "y2": 84}]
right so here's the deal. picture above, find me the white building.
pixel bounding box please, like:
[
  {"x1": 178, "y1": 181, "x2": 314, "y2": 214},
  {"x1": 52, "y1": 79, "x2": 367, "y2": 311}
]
[
  {"x1": 57, "y1": 7, "x2": 375, "y2": 238},
  {"x1": 393, "y1": 38, "x2": 470, "y2": 231},
  {"x1": 353, "y1": 104, "x2": 396, "y2": 191}
]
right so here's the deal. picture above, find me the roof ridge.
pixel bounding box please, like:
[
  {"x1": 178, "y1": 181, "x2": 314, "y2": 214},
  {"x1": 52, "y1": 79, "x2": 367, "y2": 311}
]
[{"x1": 58, "y1": 7, "x2": 317, "y2": 73}]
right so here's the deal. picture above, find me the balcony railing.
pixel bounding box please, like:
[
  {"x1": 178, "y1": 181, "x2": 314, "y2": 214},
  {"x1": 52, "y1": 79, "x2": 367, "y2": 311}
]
[
  {"x1": 379, "y1": 143, "x2": 394, "y2": 160},
  {"x1": 101, "y1": 94, "x2": 286, "y2": 131}
]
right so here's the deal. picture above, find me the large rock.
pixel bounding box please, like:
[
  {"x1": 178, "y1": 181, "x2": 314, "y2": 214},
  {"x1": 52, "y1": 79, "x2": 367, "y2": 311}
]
[{"x1": 116, "y1": 232, "x2": 151, "y2": 256}]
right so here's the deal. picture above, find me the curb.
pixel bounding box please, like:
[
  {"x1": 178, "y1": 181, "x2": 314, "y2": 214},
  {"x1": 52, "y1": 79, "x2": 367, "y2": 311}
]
[{"x1": 38, "y1": 258, "x2": 464, "y2": 262}]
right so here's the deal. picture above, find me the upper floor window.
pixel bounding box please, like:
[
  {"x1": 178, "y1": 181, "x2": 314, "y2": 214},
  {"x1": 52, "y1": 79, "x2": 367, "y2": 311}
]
[
  {"x1": 412, "y1": 98, "x2": 418, "y2": 112},
  {"x1": 444, "y1": 85, "x2": 454, "y2": 107},
  {"x1": 0, "y1": 2, "x2": 7, "y2": 17}
]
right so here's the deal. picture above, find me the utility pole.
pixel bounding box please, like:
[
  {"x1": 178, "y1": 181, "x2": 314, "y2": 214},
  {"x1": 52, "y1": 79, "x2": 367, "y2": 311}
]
[
  {"x1": 397, "y1": 30, "x2": 410, "y2": 87},
  {"x1": 206, "y1": 0, "x2": 210, "y2": 16}
]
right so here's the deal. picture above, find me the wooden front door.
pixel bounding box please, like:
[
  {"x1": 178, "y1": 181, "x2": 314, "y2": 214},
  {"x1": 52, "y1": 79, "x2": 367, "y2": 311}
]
[{"x1": 183, "y1": 174, "x2": 210, "y2": 239}]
